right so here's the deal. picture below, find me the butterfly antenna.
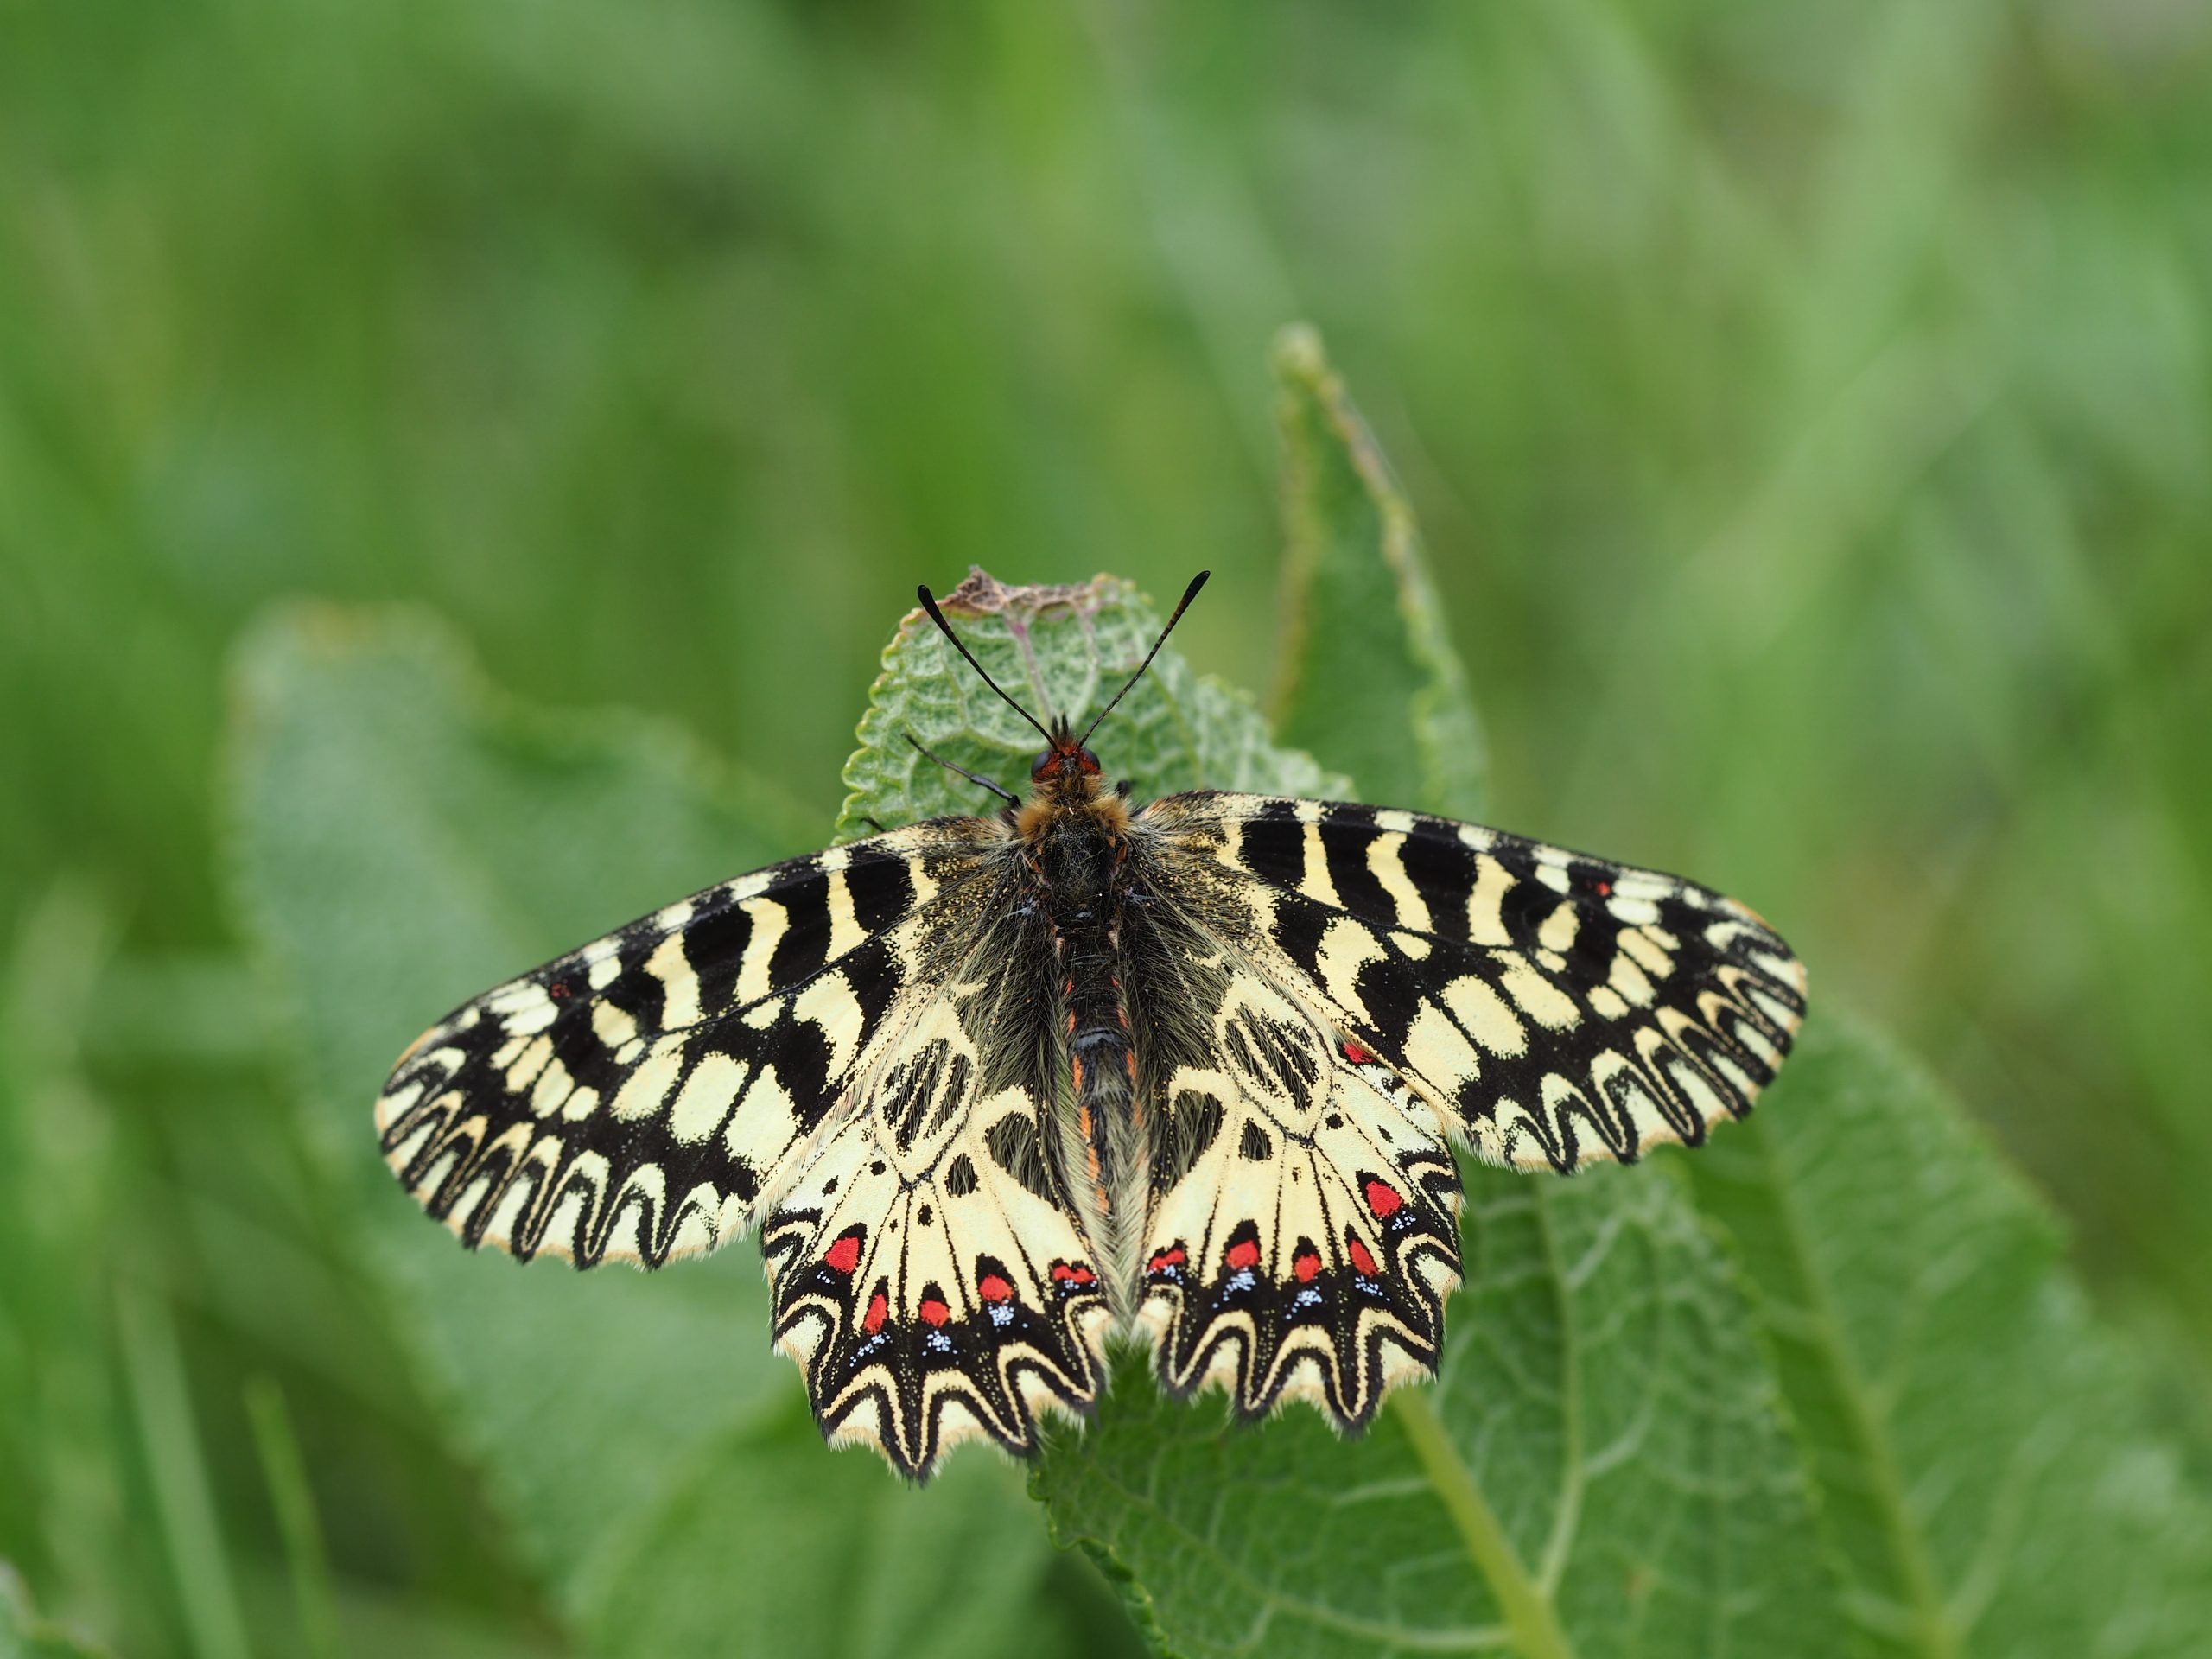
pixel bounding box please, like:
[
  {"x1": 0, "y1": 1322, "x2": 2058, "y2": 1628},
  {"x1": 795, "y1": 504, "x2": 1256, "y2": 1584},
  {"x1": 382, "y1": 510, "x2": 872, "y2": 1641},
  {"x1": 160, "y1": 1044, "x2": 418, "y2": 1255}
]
[
  {"x1": 915, "y1": 584, "x2": 1055, "y2": 746},
  {"x1": 902, "y1": 734, "x2": 1021, "y2": 808},
  {"x1": 1078, "y1": 570, "x2": 1210, "y2": 748}
]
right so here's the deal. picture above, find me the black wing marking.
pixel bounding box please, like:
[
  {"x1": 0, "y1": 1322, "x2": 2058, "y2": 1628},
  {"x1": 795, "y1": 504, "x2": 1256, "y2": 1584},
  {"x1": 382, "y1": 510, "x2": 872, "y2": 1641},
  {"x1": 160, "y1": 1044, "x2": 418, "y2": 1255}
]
[
  {"x1": 372, "y1": 818, "x2": 1005, "y2": 1268},
  {"x1": 1135, "y1": 792, "x2": 1807, "y2": 1173}
]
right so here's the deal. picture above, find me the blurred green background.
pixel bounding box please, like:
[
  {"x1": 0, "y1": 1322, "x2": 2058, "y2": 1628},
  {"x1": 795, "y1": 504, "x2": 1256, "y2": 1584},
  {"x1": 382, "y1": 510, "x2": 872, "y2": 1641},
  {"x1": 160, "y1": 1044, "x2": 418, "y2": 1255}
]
[{"x1": 5, "y1": 0, "x2": 2211, "y2": 1652}]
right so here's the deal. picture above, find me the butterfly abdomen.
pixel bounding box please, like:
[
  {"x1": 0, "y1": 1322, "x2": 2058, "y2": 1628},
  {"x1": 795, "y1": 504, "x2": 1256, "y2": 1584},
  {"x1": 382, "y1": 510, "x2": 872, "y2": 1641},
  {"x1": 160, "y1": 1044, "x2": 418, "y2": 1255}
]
[{"x1": 1035, "y1": 814, "x2": 1153, "y2": 1313}]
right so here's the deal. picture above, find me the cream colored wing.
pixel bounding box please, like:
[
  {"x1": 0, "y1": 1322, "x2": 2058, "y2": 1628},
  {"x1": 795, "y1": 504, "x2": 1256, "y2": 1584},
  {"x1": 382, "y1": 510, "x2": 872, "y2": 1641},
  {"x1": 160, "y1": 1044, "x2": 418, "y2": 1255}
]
[{"x1": 1136, "y1": 792, "x2": 1807, "y2": 1173}]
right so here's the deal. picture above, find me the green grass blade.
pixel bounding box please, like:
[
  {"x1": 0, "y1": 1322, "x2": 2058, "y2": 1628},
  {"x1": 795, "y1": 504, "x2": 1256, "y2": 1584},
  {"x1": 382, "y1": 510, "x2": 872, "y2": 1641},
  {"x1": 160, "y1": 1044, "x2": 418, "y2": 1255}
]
[
  {"x1": 1270, "y1": 323, "x2": 1488, "y2": 822},
  {"x1": 114, "y1": 1286, "x2": 251, "y2": 1659},
  {"x1": 243, "y1": 1377, "x2": 346, "y2": 1659}
]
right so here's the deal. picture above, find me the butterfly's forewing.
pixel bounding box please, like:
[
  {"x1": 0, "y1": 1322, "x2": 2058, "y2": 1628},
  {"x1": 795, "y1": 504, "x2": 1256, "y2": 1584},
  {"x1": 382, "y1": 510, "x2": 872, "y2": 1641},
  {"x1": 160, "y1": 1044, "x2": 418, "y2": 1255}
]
[
  {"x1": 1141, "y1": 792, "x2": 1808, "y2": 1175},
  {"x1": 373, "y1": 821, "x2": 998, "y2": 1268}
]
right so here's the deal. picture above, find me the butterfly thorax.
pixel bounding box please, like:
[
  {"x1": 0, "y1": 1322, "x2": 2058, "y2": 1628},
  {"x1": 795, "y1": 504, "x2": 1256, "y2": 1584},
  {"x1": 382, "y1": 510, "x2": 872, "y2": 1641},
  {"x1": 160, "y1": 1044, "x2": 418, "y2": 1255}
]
[{"x1": 1017, "y1": 732, "x2": 1151, "y2": 1312}]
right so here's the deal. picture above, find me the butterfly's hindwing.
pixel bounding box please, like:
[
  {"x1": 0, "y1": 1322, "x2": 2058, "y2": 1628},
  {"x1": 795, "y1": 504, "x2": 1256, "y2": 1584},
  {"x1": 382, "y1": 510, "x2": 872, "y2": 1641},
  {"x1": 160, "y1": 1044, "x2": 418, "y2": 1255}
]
[
  {"x1": 761, "y1": 973, "x2": 1112, "y2": 1478},
  {"x1": 1137, "y1": 792, "x2": 1808, "y2": 1174},
  {"x1": 372, "y1": 821, "x2": 1001, "y2": 1268},
  {"x1": 1134, "y1": 963, "x2": 1464, "y2": 1425}
]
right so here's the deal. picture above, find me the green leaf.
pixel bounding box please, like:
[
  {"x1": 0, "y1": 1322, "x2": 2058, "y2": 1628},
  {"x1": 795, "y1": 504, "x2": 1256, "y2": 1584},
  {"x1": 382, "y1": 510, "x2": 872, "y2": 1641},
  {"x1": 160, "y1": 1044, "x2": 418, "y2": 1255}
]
[
  {"x1": 1271, "y1": 324, "x2": 1487, "y2": 822},
  {"x1": 1258, "y1": 339, "x2": 2212, "y2": 1659},
  {"x1": 227, "y1": 607, "x2": 1073, "y2": 1657},
  {"x1": 835, "y1": 570, "x2": 1349, "y2": 837},
  {"x1": 1691, "y1": 1020, "x2": 2212, "y2": 1659},
  {"x1": 1037, "y1": 1161, "x2": 1848, "y2": 1659}
]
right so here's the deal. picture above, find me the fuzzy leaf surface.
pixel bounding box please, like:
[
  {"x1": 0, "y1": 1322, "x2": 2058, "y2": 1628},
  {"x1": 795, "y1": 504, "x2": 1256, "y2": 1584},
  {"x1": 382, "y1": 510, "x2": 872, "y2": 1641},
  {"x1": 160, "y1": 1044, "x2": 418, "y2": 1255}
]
[
  {"x1": 835, "y1": 569, "x2": 1348, "y2": 837},
  {"x1": 1692, "y1": 1024, "x2": 2212, "y2": 1659}
]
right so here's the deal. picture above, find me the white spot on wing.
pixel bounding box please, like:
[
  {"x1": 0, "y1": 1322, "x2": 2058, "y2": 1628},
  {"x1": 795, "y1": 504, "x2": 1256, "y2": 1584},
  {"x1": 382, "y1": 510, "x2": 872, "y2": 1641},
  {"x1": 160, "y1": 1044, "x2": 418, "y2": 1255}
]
[
  {"x1": 1441, "y1": 975, "x2": 1527, "y2": 1058},
  {"x1": 734, "y1": 899, "x2": 790, "y2": 1007},
  {"x1": 1301, "y1": 823, "x2": 1342, "y2": 908},
  {"x1": 612, "y1": 1044, "x2": 683, "y2": 1122},
  {"x1": 528, "y1": 1055, "x2": 573, "y2": 1117},
  {"x1": 1465, "y1": 858, "x2": 1514, "y2": 947},
  {"x1": 593, "y1": 1001, "x2": 639, "y2": 1048},
  {"x1": 505, "y1": 1033, "x2": 555, "y2": 1092},
  {"x1": 726, "y1": 1065, "x2": 798, "y2": 1164},
  {"x1": 823, "y1": 871, "x2": 868, "y2": 963},
  {"x1": 671, "y1": 1051, "x2": 747, "y2": 1144},
  {"x1": 1367, "y1": 836, "x2": 1433, "y2": 932},
  {"x1": 645, "y1": 932, "x2": 702, "y2": 1029},
  {"x1": 1404, "y1": 1002, "x2": 1482, "y2": 1088},
  {"x1": 1314, "y1": 919, "x2": 1384, "y2": 1007},
  {"x1": 1537, "y1": 902, "x2": 1579, "y2": 955},
  {"x1": 1498, "y1": 963, "x2": 1578, "y2": 1031}
]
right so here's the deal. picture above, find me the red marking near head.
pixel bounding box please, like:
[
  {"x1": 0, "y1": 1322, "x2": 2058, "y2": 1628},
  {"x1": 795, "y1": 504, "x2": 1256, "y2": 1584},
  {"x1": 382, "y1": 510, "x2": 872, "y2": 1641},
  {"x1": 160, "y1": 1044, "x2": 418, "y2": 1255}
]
[
  {"x1": 1294, "y1": 1250, "x2": 1322, "y2": 1284},
  {"x1": 1147, "y1": 1246, "x2": 1186, "y2": 1274},
  {"x1": 862, "y1": 1291, "x2": 888, "y2": 1334},
  {"x1": 1363, "y1": 1180, "x2": 1402, "y2": 1219},
  {"x1": 823, "y1": 1233, "x2": 862, "y2": 1274},
  {"x1": 978, "y1": 1274, "x2": 1013, "y2": 1303},
  {"x1": 1032, "y1": 743, "x2": 1104, "y2": 784},
  {"x1": 918, "y1": 1298, "x2": 950, "y2": 1327},
  {"x1": 1225, "y1": 1237, "x2": 1261, "y2": 1272},
  {"x1": 1348, "y1": 1236, "x2": 1379, "y2": 1276},
  {"x1": 1340, "y1": 1039, "x2": 1373, "y2": 1065},
  {"x1": 1051, "y1": 1262, "x2": 1096, "y2": 1286}
]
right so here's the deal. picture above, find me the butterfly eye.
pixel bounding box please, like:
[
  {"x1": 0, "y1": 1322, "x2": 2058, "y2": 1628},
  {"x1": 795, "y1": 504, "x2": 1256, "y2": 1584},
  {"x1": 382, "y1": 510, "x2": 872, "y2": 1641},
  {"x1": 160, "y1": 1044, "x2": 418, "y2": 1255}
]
[{"x1": 1031, "y1": 747, "x2": 1059, "y2": 779}]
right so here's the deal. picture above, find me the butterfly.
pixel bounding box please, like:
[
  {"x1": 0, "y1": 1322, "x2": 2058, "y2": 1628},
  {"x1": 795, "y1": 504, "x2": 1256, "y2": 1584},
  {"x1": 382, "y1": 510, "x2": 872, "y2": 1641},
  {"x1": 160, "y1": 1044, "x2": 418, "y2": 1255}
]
[{"x1": 374, "y1": 572, "x2": 1807, "y2": 1478}]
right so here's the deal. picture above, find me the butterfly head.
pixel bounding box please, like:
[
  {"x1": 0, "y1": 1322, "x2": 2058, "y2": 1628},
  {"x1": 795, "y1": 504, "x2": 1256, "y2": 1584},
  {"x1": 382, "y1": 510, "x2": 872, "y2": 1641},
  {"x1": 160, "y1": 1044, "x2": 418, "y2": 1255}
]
[
  {"x1": 1030, "y1": 717, "x2": 1103, "y2": 789},
  {"x1": 913, "y1": 569, "x2": 1209, "y2": 823}
]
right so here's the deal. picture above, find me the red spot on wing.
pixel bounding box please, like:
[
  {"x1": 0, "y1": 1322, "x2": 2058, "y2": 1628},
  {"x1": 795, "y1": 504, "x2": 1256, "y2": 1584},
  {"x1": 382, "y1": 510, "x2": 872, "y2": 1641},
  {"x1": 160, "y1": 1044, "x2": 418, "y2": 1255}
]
[
  {"x1": 862, "y1": 1291, "x2": 888, "y2": 1333},
  {"x1": 547, "y1": 981, "x2": 570, "y2": 999},
  {"x1": 1348, "y1": 1236, "x2": 1379, "y2": 1276},
  {"x1": 1363, "y1": 1179, "x2": 1402, "y2": 1219},
  {"x1": 1147, "y1": 1246, "x2": 1186, "y2": 1274},
  {"x1": 1224, "y1": 1237, "x2": 1261, "y2": 1272},
  {"x1": 1340, "y1": 1039, "x2": 1374, "y2": 1065},
  {"x1": 1051, "y1": 1262, "x2": 1096, "y2": 1286},
  {"x1": 1294, "y1": 1250, "x2": 1322, "y2": 1283},
  {"x1": 1593, "y1": 880, "x2": 1613, "y2": 898},
  {"x1": 822, "y1": 1233, "x2": 862, "y2": 1274},
  {"x1": 977, "y1": 1274, "x2": 1013, "y2": 1303},
  {"x1": 918, "y1": 1298, "x2": 950, "y2": 1327}
]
